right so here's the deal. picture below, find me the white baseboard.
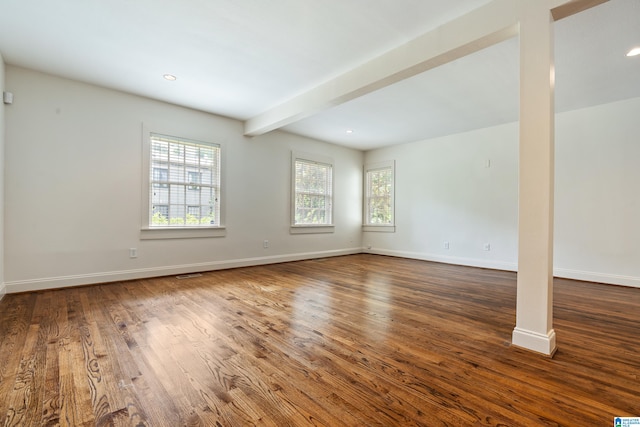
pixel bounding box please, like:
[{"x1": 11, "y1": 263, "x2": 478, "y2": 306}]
[
  {"x1": 553, "y1": 268, "x2": 640, "y2": 288},
  {"x1": 363, "y1": 248, "x2": 518, "y2": 272},
  {"x1": 364, "y1": 248, "x2": 640, "y2": 288},
  {"x1": 5, "y1": 248, "x2": 361, "y2": 294},
  {"x1": 512, "y1": 327, "x2": 557, "y2": 356},
  {"x1": 5, "y1": 247, "x2": 640, "y2": 294}
]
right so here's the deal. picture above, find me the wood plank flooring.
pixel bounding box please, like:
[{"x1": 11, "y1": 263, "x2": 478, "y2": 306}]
[{"x1": 0, "y1": 254, "x2": 638, "y2": 426}]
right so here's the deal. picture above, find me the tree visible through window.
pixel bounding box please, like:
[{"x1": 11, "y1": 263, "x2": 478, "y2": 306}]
[
  {"x1": 365, "y1": 162, "x2": 394, "y2": 225},
  {"x1": 149, "y1": 134, "x2": 220, "y2": 227},
  {"x1": 293, "y1": 156, "x2": 333, "y2": 225}
]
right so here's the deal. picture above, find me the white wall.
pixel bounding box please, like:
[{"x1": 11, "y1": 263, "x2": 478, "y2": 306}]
[
  {"x1": 554, "y1": 97, "x2": 640, "y2": 286},
  {"x1": 4, "y1": 66, "x2": 363, "y2": 292},
  {"x1": 5, "y1": 65, "x2": 639, "y2": 293},
  {"x1": 364, "y1": 123, "x2": 520, "y2": 271},
  {"x1": 0, "y1": 53, "x2": 5, "y2": 300},
  {"x1": 364, "y1": 96, "x2": 640, "y2": 288}
]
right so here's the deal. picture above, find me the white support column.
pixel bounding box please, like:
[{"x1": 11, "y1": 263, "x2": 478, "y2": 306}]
[
  {"x1": 512, "y1": 2, "x2": 557, "y2": 356},
  {"x1": 0, "y1": 51, "x2": 5, "y2": 301}
]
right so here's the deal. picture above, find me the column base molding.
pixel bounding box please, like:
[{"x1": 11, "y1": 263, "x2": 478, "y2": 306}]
[{"x1": 512, "y1": 327, "x2": 557, "y2": 357}]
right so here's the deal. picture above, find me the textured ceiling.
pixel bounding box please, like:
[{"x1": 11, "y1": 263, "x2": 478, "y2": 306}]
[{"x1": 0, "y1": 0, "x2": 638, "y2": 150}]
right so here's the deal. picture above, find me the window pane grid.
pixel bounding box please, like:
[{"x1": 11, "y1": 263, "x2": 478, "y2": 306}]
[
  {"x1": 294, "y1": 158, "x2": 332, "y2": 225},
  {"x1": 366, "y1": 166, "x2": 393, "y2": 225},
  {"x1": 150, "y1": 134, "x2": 220, "y2": 227}
]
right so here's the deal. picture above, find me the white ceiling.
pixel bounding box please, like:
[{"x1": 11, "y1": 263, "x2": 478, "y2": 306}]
[{"x1": 0, "y1": 0, "x2": 638, "y2": 150}]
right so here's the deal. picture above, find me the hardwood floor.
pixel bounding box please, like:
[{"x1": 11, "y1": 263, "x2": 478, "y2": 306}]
[{"x1": 0, "y1": 254, "x2": 638, "y2": 426}]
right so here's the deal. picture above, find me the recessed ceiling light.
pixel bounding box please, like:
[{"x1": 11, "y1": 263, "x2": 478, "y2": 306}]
[
  {"x1": 626, "y1": 47, "x2": 640, "y2": 57},
  {"x1": 163, "y1": 74, "x2": 177, "y2": 81},
  {"x1": 346, "y1": 129, "x2": 354, "y2": 134}
]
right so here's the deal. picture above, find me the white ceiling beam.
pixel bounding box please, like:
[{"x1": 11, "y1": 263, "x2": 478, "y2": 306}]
[
  {"x1": 244, "y1": 0, "x2": 521, "y2": 137},
  {"x1": 244, "y1": 0, "x2": 607, "y2": 137},
  {"x1": 550, "y1": 0, "x2": 608, "y2": 21}
]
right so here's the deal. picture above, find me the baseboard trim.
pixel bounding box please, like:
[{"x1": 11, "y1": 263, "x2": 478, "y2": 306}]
[
  {"x1": 363, "y1": 248, "x2": 518, "y2": 272},
  {"x1": 5, "y1": 248, "x2": 640, "y2": 294},
  {"x1": 5, "y1": 248, "x2": 361, "y2": 294},
  {"x1": 553, "y1": 268, "x2": 640, "y2": 288},
  {"x1": 364, "y1": 248, "x2": 640, "y2": 288},
  {"x1": 512, "y1": 327, "x2": 557, "y2": 357}
]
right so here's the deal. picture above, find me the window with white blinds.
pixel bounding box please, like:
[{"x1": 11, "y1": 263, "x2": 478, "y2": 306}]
[
  {"x1": 148, "y1": 133, "x2": 221, "y2": 228},
  {"x1": 292, "y1": 153, "x2": 334, "y2": 228},
  {"x1": 364, "y1": 160, "x2": 395, "y2": 231}
]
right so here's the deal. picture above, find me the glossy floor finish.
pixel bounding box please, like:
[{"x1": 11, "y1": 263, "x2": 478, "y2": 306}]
[{"x1": 0, "y1": 254, "x2": 638, "y2": 426}]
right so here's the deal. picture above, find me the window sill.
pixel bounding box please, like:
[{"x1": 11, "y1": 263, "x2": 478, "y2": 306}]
[
  {"x1": 140, "y1": 226, "x2": 226, "y2": 240},
  {"x1": 362, "y1": 225, "x2": 396, "y2": 233},
  {"x1": 290, "y1": 225, "x2": 335, "y2": 234}
]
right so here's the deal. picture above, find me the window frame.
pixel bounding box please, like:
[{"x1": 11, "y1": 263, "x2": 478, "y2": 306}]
[
  {"x1": 141, "y1": 126, "x2": 225, "y2": 240},
  {"x1": 290, "y1": 151, "x2": 335, "y2": 234},
  {"x1": 363, "y1": 160, "x2": 395, "y2": 233}
]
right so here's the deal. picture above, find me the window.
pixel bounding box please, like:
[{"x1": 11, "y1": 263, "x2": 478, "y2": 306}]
[
  {"x1": 187, "y1": 171, "x2": 201, "y2": 190},
  {"x1": 152, "y1": 168, "x2": 168, "y2": 188},
  {"x1": 291, "y1": 152, "x2": 334, "y2": 233},
  {"x1": 142, "y1": 132, "x2": 224, "y2": 238},
  {"x1": 364, "y1": 160, "x2": 395, "y2": 232},
  {"x1": 154, "y1": 204, "x2": 169, "y2": 219}
]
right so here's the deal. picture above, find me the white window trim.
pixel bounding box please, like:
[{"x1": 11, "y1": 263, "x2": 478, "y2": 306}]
[
  {"x1": 362, "y1": 224, "x2": 396, "y2": 233},
  {"x1": 291, "y1": 151, "x2": 335, "y2": 234},
  {"x1": 290, "y1": 225, "x2": 335, "y2": 234},
  {"x1": 140, "y1": 227, "x2": 226, "y2": 240},
  {"x1": 363, "y1": 160, "x2": 395, "y2": 233},
  {"x1": 140, "y1": 124, "x2": 226, "y2": 240}
]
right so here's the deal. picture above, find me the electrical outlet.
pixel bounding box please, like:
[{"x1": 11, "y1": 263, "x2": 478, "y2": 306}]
[
  {"x1": 263, "y1": 240, "x2": 269, "y2": 249},
  {"x1": 443, "y1": 241, "x2": 450, "y2": 249},
  {"x1": 483, "y1": 243, "x2": 491, "y2": 251},
  {"x1": 129, "y1": 248, "x2": 138, "y2": 258}
]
